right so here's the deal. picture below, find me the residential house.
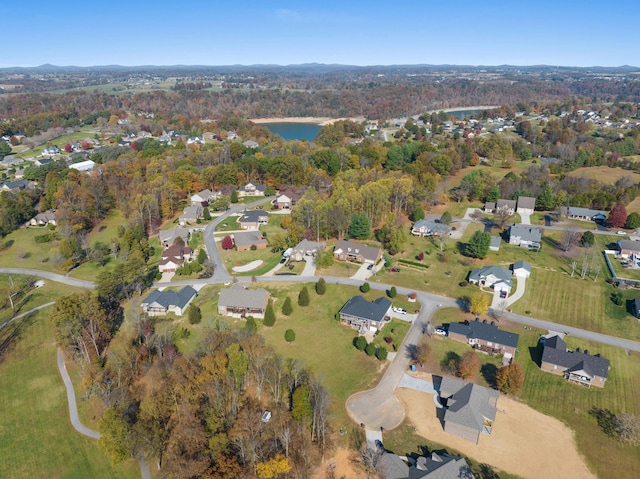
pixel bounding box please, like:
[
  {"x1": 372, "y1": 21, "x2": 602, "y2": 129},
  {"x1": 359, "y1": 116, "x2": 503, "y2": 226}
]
[
  {"x1": 237, "y1": 182, "x2": 266, "y2": 197},
  {"x1": 159, "y1": 228, "x2": 191, "y2": 248},
  {"x1": 274, "y1": 194, "x2": 292, "y2": 210},
  {"x1": 617, "y1": 240, "x2": 640, "y2": 260},
  {"x1": 563, "y1": 206, "x2": 607, "y2": 222},
  {"x1": 233, "y1": 231, "x2": 268, "y2": 251},
  {"x1": 1, "y1": 155, "x2": 23, "y2": 167},
  {"x1": 141, "y1": 286, "x2": 197, "y2": 317},
  {"x1": 30, "y1": 212, "x2": 56, "y2": 227},
  {"x1": 540, "y1": 335, "x2": 610, "y2": 388},
  {"x1": 484, "y1": 202, "x2": 496, "y2": 213},
  {"x1": 439, "y1": 376, "x2": 499, "y2": 444},
  {"x1": 42, "y1": 146, "x2": 60, "y2": 156},
  {"x1": 507, "y1": 224, "x2": 541, "y2": 249},
  {"x1": 376, "y1": 451, "x2": 475, "y2": 479},
  {"x1": 179, "y1": 205, "x2": 202, "y2": 226},
  {"x1": 227, "y1": 131, "x2": 238, "y2": 141},
  {"x1": 411, "y1": 219, "x2": 452, "y2": 237},
  {"x1": 333, "y1": 239, "x2": 383, "y2": 264},
  {"x1": 274, "y1": 186, "x2": 306, "y2": 209},
  {"x1": 243, "y1": 140, "x2": 259, "y2": 149},
  {"x1": 289, "y1": 239, "x2": 325, "y2": 261},
  {"x1": 516, "y1": 196, "x2": 536, "y2": 214},
  {"x1": 0, "y1": 180, "x2": 31, "y2": 192},
  {"x1": 496, "y1": 199, "x2": 516, "y2": 215},
  {"x1": 34, "y1": 158, "x2": 54, "y2": 167},
  {"x1": 239, "y1": 209, "x2": 269, "y2": 230},
  {"x1": 158, "y1": 244, "x2": 192, "y2": 273},
  {"x1": 512, "y1": 260, "x2": 532, "y2": 278},
  {"x1": 448, "y1": 318, "x2": 519, "y2": 361},
  {"x1": 190, "y1": 189, "x2": 217, "y2": 206},
  {"x1": 69, "y1": 160, "x2": 96, "y2": 172},
  {"x1": 338, "y1": 295, "x2": 391, "y2": 333},
  {"x1": 489, "y1": 236, "x2": 501, "y2": 252},
  {"x1": 218, "y1": 285, "x2": 270, "y2": 318},
  {"x1": 468, "y1": 266, "x2": 512, "y2": 293}
]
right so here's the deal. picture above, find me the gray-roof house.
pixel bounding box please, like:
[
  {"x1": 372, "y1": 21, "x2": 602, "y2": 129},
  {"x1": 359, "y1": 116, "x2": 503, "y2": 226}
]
[
  {"x1": 411, "y1": 219, "x2": 452, "y2": 237},
  {"x1": 468, "y1": 266, "x2": 512, "y2": 293},
  {"x1": 439, "y1": 376, "x2": 499, "y2": 444},
  {"x1": 617, "y1": 240, "x2": 640, "y2": 259},
  {"x1": 516, "y1": 196, "x2": 536, "y2": 214},
  {"x1": 0, "y1": 180, "x2": 31, "y2": 192},
  {"x1": 218, "y1": 285, "x2": 270, "y2": 318},
  {"x1": 238, "y1": 209, "x2": 269, "y2": 230},
  {"x1": 159, "y1": 228, "x2": 191, "y2": 248},
  {"x1": 141, "y1": 286, "x2": 197, "y2": 316},
  {"x1": 237, "y1": 182, "x2": 266, "y2": 197},
  {"x1": 290, "y1": 239, "x2": 326, "y2": 261},
  {"x1": 233, "y1": 231, "x2": 268, "y2": 251},
  {"x1": 496, "y1": 199, "x2": 516, "y2": 215},
  {"x1": 30, "y1": 212, "x2": 57, "y2": 226},
  {"x1": 448, "y1": 318, "x2": 520, "y2": 360},
  {"x1": 512, "y1": 260, "x2": 532, "y2": 278},
  {"x1": 333, "y1": 239, "x2": 383, "y2": 264},
  {"x1": 376, "y1": 451, "x2": 475, "y2": 479},
  {"x1": 484, "y1": 202, "x2": 496, "y2": 213},
  {"x1": 339, "y1": 296, "x2": 391, "y2": 333},
  {"x1": 489, "y1": 236, "x2": 501, "y2": 251},
  {"x1": 179, "y1": 205, "x2": 202, "y2": 226},
  {"x1": 540, "y1": 335, "x2": 610, "y2": 388},
  {"x1": 507, "y1": 224, "x2": 541, "y2": 249},
  {"x1": 564, "y1": 206, "x2": 607, "y2": 222},
  {"x1": 190, "y1": 189, "x2": 217, "y2": 206}
]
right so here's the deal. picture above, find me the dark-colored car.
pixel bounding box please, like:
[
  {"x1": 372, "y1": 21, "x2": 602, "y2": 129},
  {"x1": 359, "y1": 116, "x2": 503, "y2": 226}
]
[
  {"x1": 390, "y1": 268, "x2": 401, "y2": 273},
  {"x1": 367, "y1": 264, "x2": 373, "y2": 270}
]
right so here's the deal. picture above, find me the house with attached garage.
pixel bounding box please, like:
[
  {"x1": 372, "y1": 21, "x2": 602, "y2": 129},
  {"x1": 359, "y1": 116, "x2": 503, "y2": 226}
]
[
  {"x1": 376, "y1": 450, "x2": 474, "y2": 479},
  {"x1": 141, "y1": 286, "x2": 197, "y2": 317},
  {"x1": 496, "y1": 199, "x2": 516, "y2": 215},
  {"x1": 617, "y1": 239, "x2": 640, "y2": 260},
  {"x1": 507, "y1": 224, "x2": 541, "y2": 249},
  {"x1": 239, "y1": 209, "x2": 269, "y2": 230},
  {"x1": 190, "y1": 189, "x2": 218, "y2": 206},
  {"x1": 516, "y1": 196, "x2": 536, "y2": 215},
  {"x1": 233, "y1": 231, "x2": 268, "y2": 251},
  {"x1": 448, "y1": 318, "x2": 519, "y2": 361},
  {"x1": 158, "y1": 228, "x2": 191, "y2": 249},
  {"x1": 339, "y1": 296, "x2": 391, "y2": 333},
  {"x1": 561, "y1": 206, "x2": 607, "y2": 222},
  {"x1": 30, "y1": 212, "x2": 57, "y2": 226},
  {"x1": 333, "y1": 239, "x2": 383, "y2": 264},
  {"x1": 179, "y1": 205, "x2": 202, "y2": 226},
  {"x1": 217, "y1": 285, "x2": 270, "y2": 318},
  {"x1": 438, "y1": 376, "x2": 499, "y2": 444},
  {"x1": 540, "y1": 335, "x2": 610, "y2": 388},
  {"x1": 468, "y1": 265, "x2": 512, "y2": 293},
  {"x1": 411, "y1": 219, "x2": 452, "y2": 237},
  {"x1": 237, "y1": 182, "x2": 266, "y2": 197},
  {"x1": 158, "y1": 244, "x2": 193, "y2": 273},
  {"x1": 289, "y1": 239, "x2": 325, "y2": 261}
]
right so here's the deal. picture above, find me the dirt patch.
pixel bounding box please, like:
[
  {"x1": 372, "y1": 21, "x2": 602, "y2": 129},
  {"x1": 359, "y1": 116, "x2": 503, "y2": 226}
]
[
  {"x1": 311, "y1": 448, "x2": 367, "y2": 479},
  {"x1": 396, "y1": 388, "x2": 595, "y2": 479}
]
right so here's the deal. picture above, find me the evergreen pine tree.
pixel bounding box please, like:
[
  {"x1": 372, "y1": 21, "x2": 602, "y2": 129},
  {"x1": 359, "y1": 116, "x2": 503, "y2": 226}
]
[
  {"x1": 282, "y1": 297, "x2": 293, "y2": 316},
  {"x1": 315, "y1": 278, "x2": 326, "y2": 295},
  {"x1": 263, "y1": 301, "x2": 276, "y2": 326},
  {"x1": 298, "y1": 286, "x2": 310, "y2": 306}
]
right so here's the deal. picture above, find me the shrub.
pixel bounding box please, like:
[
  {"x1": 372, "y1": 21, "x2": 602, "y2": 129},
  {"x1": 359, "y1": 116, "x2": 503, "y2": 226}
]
[
  {"x1": 354, "y1": 336, "x2": 367, "y2": 351},
  {"x1": 187, "y1": 304, "x2": 202, "y2": 324},
  {"x1": 495, "y1": 363, "x2": 524, "y2": 394},
  {"x1": 35, "y1": 233, "x2": 53, "y2": 244},
  {"x1": 221, "y1": 235, "x2": 234, "y2": 250},
  {"x1": 315, "y1": 278, "x2": 326, "y2": 295},
  {"x1": 284, "y1": 329, "x2": 296, "y2": 343},
  {"x1": 197, "y1": 248, "x2": 207, "y2": 264},
  {"x1": 360, "y1": 282, "x2": 370, "y2": 293},
  {"x1": 365, "y1": 343, "x2": 376, "y2": 356},
  {"x1": 245, "y1": 316, "x2": 257, "y2": 333},
  {"x1": 376, "y1": 347, "x2": 388, "y2": 361},
  {"x1": 611, "y1": 291, "x2": 624, "y2": 306},
  {"x1": 388, "y1": 286, "x2": 397, "y2": 298},
  {"x1": 384, "y1": 336, "x2": 393, "y2": 344},
  {"x1": 282, "y1": 297, "x2": 293, "y2": 316},
  {"x1": 298, "y1": 286, "x2": 310, "y2": 306},
  {"x1": 457, "y1": 351, "x2": 481, "y2": 379},
  {"x1": 250, "y1": 244, "x2": 257, "y2": 251},
  {"x1": 459, "y1": 281, "x2": 468, "y2": 287},
  {"x1": 417, "y1": 252, "x2": 425, "y2": 261}
]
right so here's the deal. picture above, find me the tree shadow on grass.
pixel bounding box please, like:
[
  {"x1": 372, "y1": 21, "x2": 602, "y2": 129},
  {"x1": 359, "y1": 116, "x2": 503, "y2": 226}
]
[
  {"x1": 0, "y1": 312, "x2": 36, "y2": 365},
  {"x1": 480, "y1": 363, "x2": 498, "y2": 388}
]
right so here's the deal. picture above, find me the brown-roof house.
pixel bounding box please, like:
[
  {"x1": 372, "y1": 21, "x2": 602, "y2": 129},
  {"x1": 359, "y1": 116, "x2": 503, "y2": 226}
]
[{"x1": 333, "y1": 239, "x2": 383, "y2": 264}]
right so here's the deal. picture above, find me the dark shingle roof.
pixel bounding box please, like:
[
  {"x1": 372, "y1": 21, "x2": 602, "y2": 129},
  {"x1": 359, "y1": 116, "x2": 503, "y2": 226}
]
[
  {"x1": 517, "y1": 196, "x2": 536, "y2": 210},
  {"x1": 541, "y1": 335, "x2": 610, "y2": 379},
  {"x1": 340, "y1": 296, "x2": 391, "y2": 323},
  {"x1": 512, "y1": 260, "x2": 532, "y2": 273},
  {"x1": 448, "y1": 319, "x2": 519, "y2": 348},
  {"x1": 468, "y1": 265, "x2": 512, "y2": 286},
  {"x1": 233, "y1": 231, "x2": 267, "y2": 248},
  {"x1": 239, "y1": 209, "x2": 268, "y2": 223},
  {"x1": 508, "y1": 224, "x2": 542, "y2": 243},
  {"x1": 142, "y1": 286, "x2": 196, "y2": 310}
]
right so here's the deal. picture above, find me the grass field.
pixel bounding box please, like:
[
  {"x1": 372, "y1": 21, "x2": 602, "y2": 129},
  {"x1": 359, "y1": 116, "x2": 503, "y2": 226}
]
[
  {"x1": 0, "y1": 309, "x2": 140, "y2": 479},
  {"x1": 626, "y1": 196, "x2": 640, "y2": 214},
  {"x1": 567, "y1": 166, "x2": 640, "y2": 184},
  {"x1": 430, "y1": 307, "x2": 640, "y2": 479},
  {"x1": 258, "y1": 283, "x2": 388, "y2": 429}
]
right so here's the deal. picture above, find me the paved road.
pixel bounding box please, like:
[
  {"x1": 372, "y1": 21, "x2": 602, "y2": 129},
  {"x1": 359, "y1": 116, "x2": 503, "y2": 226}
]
[
  {"x1": 203, "y1": 197, "x2": 273, "y2": 283},
  {"x1": 57, "y1": 348, "x2": 151, "y2": 479},
  {"x1": 0, "y1": 268, "x2": 95, "y2": 289}
]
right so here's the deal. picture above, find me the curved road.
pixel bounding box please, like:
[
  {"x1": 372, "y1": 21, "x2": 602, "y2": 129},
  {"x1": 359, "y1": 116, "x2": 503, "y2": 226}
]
[{"x1": 0, "y1": 268, "x2": 95, "y2": 289}]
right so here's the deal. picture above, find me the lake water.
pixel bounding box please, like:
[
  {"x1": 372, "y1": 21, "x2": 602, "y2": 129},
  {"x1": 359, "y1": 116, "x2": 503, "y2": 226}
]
[
  {"x1": 262, "y1": 122, "x2": 321, "y2": 141},
  {"x1": 446, "y1": 109, "x2": 482, "y2": 120}
]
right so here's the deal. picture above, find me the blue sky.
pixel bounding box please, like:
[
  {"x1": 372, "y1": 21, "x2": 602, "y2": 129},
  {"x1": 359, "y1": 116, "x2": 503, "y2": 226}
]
[{"x1": 5, "y1": 0, "x2": 639, "y2": 68}]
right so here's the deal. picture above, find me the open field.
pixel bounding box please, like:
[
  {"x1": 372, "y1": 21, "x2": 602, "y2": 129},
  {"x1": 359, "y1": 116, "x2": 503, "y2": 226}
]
[
  {"x1": 0, "y1": 309, "x2": 140, "y2": 479},
  {"x1": 0, "y1": 227, "x2": 61, "y2": 273},
  {"x1": 567, "y1": 166, "x2": 640, "y2": 184},
  {"x1": 626, "y1": 196, "x2": 640, "y2": 214},
  {"x1": 445, "y1": 161, "x2": 533, "y2": 189},
  {"x1": 258, "y1": 283, "x2": 388, "y2": 428}
]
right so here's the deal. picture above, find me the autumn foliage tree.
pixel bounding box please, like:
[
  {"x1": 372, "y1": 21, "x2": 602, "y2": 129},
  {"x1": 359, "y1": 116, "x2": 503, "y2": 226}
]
[
  {"x1": 221, "y1": 235, "x2": 234, "y2": 250},
  {"x1": 469, "y1": 292, "x2": 490, "y2": 316},
  {"x1": 457, "y1": 351, "x2": 481, "y2": 379},
  {"x1": 607, "y1": 205, "x2": 627, "y2": 228},
  {"x1": 495, "y1": 363, "x2": 524, "y2": 394}
]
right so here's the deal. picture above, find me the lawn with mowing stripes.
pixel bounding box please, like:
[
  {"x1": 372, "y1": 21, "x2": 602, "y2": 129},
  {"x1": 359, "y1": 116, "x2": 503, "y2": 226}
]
[{"x1": 0, "y1": 309, "x2": 139, "y2": 479}]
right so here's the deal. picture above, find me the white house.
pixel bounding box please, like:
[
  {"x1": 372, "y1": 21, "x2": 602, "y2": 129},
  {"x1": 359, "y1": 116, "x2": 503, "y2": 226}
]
[
  {"x1": 512, "y1": 260, "x2": 532, "y2": 278},
  {"x1": 69, "y1": 160, "x2": 96, "y2": 172},
  {"x1": 468, "y1": 266, "x2": 512, "y2": 293}
]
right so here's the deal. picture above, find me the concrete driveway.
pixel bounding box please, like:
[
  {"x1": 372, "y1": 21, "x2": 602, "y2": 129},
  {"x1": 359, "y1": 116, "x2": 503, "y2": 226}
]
[
  {"x1": 301, "y1": 256, "x2": 317, "y2": 276},
  {"x1": 491, "y1": 275, "x2": 527, "y2": 310},
  {"x1": 519, "y1": 212, "x2": 532, "y2": 225},
  {"x1": 350, "y1": 262, "x2": 373, "y2": 281}
]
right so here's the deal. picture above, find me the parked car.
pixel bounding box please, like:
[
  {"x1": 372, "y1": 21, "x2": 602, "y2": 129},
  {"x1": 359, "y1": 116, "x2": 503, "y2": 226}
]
[
  {"x1": 434, "y1": 328, "x2": 447, "y2": 336},
  {"x1": 390, "y1": 268, "x2": 401, "y2": 273},
  {"x1": 280, "y1": 257, "x2": 287, "y2": 264},
  {"x1": 617, "y1": 231, "x2": 627, "y2": 235},
  {"x1": 367, "y1": 264, "x2": 373, "y2": 270},
  {"x1": 500, "y1": 290, "x2": 507, "y2": 299},
  {"x1": 392, "y1": 307, "x2": 407, "y2": 314}
]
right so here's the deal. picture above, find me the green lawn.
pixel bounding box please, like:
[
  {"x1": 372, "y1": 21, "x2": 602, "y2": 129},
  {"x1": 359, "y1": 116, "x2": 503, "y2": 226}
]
[
  {"x1": 372, "y1": 320, "x2": 411, "y2": 353},
  {"x1": 0, "y1": 309, "x2": 140, "y2": 479},
  {"x1": 608, "y1": 253, "x2": 640, "y2": 281},
  {"x1": 258, "y1": 283, "x2": 388, "y2": 429},
  {"x1": 214, "y1": 217, "x2": 241, "y2": 232},
  {"x1": 0, "y1": 227, "x2": 61, "y2": 273}
]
